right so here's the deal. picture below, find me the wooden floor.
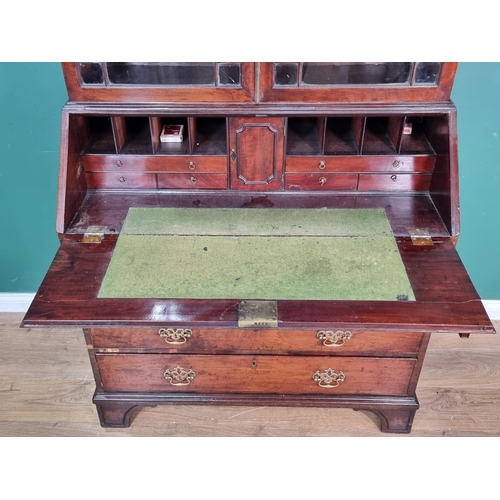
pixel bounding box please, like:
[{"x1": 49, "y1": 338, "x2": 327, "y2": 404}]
[{"x1": 1, "y1": 312, "x2": 499, "y2": 437}]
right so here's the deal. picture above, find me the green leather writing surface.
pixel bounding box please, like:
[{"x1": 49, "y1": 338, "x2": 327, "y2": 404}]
[
  {"x1": 121, "y1": 207, "x2": 394, "y2": 237},
  {"x1": 98, "y1": 208, "x2": 415, "y2": 301}
]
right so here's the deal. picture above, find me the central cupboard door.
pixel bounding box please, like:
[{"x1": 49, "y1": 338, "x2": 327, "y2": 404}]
[{"x1": 229, "y1": 117, "x2": 285, "y2": 190}]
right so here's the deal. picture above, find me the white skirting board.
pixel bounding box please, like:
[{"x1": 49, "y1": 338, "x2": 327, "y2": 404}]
[
  {"x1": 482, "y1": 300, "x2": 500, "y2": 321},
  {"x1": 1, "y1": 293, "x2": 500, "y2": 320},
  {"x1": 0, "y1": 293, "x2": 36, "y2": 313}
]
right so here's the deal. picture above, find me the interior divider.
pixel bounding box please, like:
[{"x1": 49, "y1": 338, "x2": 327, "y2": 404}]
[
  {"x1": 353, "y1": 116, "x2": 366, "y2": 153},
  {"x1": 111, "y1": 116, "x2": 127, "y2": 153},
  {"x1": 149, "y1": 117, "x2": 162, "y2": 154},
  {"x1": 188, "y1": 117, "x2": 196, "y2": 155},
  {"x1": 387, "y1": 116, "x2": 405, "y2": 154},
  {"x1": 317, "y1": 117, "x2": 326, "y2": 154}
]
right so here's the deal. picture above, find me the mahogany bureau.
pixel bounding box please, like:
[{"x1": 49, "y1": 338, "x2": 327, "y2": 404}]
[{"x1": 22, "y1": 62, "x2": 495, "y2": 433}]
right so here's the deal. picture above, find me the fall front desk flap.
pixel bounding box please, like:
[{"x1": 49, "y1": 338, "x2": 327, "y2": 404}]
[{"x1": 98, "y1": 208, "x2": 415, "y2": 301}]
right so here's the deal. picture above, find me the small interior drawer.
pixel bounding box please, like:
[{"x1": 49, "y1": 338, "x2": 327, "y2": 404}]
[
  {"x1": 82, "y1": 155, "x2": 227, "y2": 173},
  {"x1": 157, "y1": 173, "x2": 228, "y2": 189},
  {"x1": 285, "y1": 173, "x2": 358, "y2": 190},
  {"x1": 358, "y1": 173, "x2": 432, "y2": 191},
  {"x1": 285, "y1": 155, "x2": 435, "y2": 173},
  {"x1": 85, "y1": 172, "x2": 157, "y2": 189}
]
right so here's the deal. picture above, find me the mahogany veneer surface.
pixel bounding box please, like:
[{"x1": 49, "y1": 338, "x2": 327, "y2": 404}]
[{"x1": 23, "y1": 192, "x2": 492, "y2": 333}]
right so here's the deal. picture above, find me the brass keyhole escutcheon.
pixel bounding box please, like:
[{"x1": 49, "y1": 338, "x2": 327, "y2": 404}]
[
  {"x1": 318, "y1": 161, "x2": 326, "y2": 170},
  {"x1": 392, "y1": 160, "x2": 400, "y2": 169},
  {"x1": 231, "y1": 149, "x2": 237, "y2": 161},
  {"x1": 116, "y1": 160, "x2": 122, "y2": 168},
  {"x1": 118, "y1": 176, "x2": 125, "y2": 183},
  {"x1": 391, "y1": 174, "x2": 398, "y2": 182},
  {"x1": 319, "y1": 177, "x2": 327, "y2": 186},
  {"x1": 190, "y1": 176, "x2": 197, "y2": 184},
  {"x1": 188, "y1": 161, "x2": 196, "y2": 170},
  {"x1": 251, "y1": 359, "x2": 258, "y2": 368}
]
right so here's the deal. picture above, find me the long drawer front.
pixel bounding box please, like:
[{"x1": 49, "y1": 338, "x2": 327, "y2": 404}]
[
  {"x1": 96, "y1": 354, "x2": 417, "y2": 396},
  {"x1": 89, "y1": 328, "x2": 424, "y2": 356}
]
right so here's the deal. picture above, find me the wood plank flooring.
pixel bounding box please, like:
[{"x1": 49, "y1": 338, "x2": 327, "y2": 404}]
[{"x1": 1, "y1": 313, "x2": 499, "y2": 437}]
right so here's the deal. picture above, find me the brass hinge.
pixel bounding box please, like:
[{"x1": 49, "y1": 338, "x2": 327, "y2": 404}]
[
  {"x1": 408, "y1": 227, "x2": 433, "y2": 246},
  {"x1": 82, "y1": 225, "x2": 107, "y2": 244},
  {"x1": 238, "y1": 300, "x2": 278, "y2": 328}
]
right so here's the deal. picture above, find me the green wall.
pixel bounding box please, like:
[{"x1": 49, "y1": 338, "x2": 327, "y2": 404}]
[
  {"x1": 453, "y1": 63, "x2": 500, "y2": 299},
  {"x1": 0, "y1": 63, "x2": 66, "y2": 293},
  {"x1": 1, "y1": 63, "x2": 499, "y2": 298}
]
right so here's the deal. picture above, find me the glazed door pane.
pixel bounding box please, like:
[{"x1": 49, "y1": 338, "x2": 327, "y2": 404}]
[
  {"x1": 77, "y1": 63, "x2": 242, "y2": 87},
  {"x1": 273, "y1": 63, "x2": 442, "y2": 87},
  {"x1": 301, "y1": 63, "x2": 412, "y2": 85},
  {"x1": 107, "y1": 63, "x2": 215, "y2": 86},
  {"x1": 414, "y1": 62, "x2": 442, "y2": 84}
]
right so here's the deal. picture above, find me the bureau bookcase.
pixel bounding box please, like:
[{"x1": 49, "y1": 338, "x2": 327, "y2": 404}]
[{"x1": 22, "y1": 62, "x2": 494, "y2": 432}]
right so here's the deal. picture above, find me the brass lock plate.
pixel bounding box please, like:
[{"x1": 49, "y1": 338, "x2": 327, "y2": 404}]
[{"x1": 238, "y1": 300, "x2": 278, "y2": 328}]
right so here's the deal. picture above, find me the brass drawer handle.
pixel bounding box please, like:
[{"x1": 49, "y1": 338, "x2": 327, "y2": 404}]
[
  {"x1": 190, "y1": 176, "x2": 198, "y2": 184},
  {"x1": 158, "y1": 328, "x2": 192, "y2": 344},
  {"x1": 317, "y1": 330, "x2": 352, "y2": 347},
  {"x1": 391, "y1": 174, "x2": 398, "y2": 182},
  {"x1": 188, "y1": 161, "x2": 196, "y2": 170},
  {"x1": 318, "y1": 161, "x2": 326, "y2": 170},
  {"x1": 319, "y1": 176, "x2": 327, "y2": 186},
  {"x1": 312, "y1": 368, "x2": 345, "y2": 388},
  {"x1": 164, "y1": 366, "x2": 196, "y2": 386}
]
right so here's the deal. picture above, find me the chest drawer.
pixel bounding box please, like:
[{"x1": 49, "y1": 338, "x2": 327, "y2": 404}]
[
  {"x1": 89, "y1": 328, "x2": 424, "y2": 356},
  {"x1": 95, "y1": 353, "x2": 417, "y2": 396}
]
